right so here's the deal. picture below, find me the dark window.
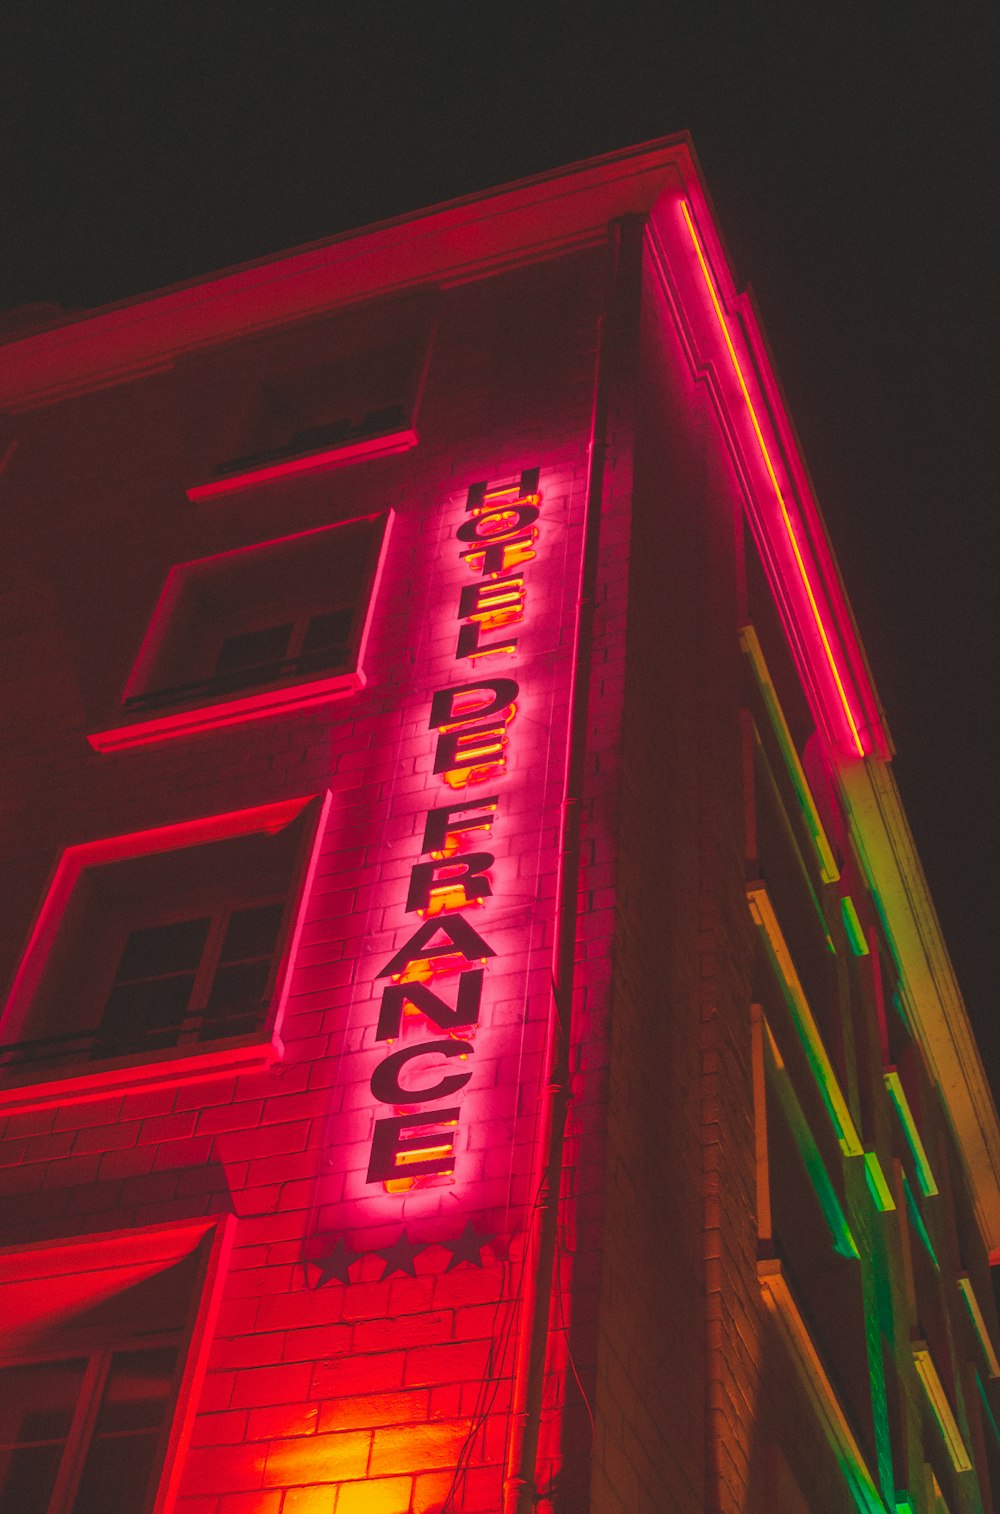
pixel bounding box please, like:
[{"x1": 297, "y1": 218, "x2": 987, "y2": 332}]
[
  {"x1": 95, "y1": 900, "x2": 285, "y2": 1059},
  {"x1": 96, "y1": 516, "x2": 385, "y2": 747},
  {"x1": 200, "y1": 607, "x2": 355, "y2": 701},
  {"x1": 0, "y1": 1347, "x2": 181, "y2": 1514},
  {"x1": 212, "y1": 622, "x2": 295, "y2": 690},
  {"x1": 0, "y1": 1226, "x2": 220, "y2": 1514},
  {"x1": 195, "y1": 294, "x2": 434, "y2": 495},
  {"x1": 0, "y1": 1358, "x2": 86, "y2": 1514},
  {"x1": 0, "y1": 801, "x2": 319, "y2": 1081}
]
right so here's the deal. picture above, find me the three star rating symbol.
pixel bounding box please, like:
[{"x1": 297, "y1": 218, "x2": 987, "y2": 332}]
[{"x1": 307, "y1": 1221, "x2": 493, "y2": 1286}]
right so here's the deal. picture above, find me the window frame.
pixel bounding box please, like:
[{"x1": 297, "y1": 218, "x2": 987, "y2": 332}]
[
  {"x1": 0, "y1": 1216, "x2": 234, "y2": 1514},
  {"x1": 0, "y1": 794, "x2": 330, "y2": 1114},
  {"x1": 94, "y1": 895, "x2": 289, "y2": 1060},
  {"x1": 183, "y1": 296, "x2": 435, "y2": 503},
  {"x1": 88, "y1": 512, "x2": 392, "y2": 752}
]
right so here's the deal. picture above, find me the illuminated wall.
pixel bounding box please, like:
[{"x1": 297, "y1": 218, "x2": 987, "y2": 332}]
[{"x1": 0, "y1": 141, "x2": 998, "y2": 1514}]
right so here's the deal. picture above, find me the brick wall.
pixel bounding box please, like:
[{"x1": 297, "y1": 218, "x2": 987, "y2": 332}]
[{"x1": 0, "y1": 244, "x2": 616, "y2": 1513}]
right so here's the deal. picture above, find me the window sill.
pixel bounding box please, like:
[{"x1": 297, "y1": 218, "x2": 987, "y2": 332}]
[
  {"x1": 0, "y1": 1029, "x2": 282, "y2": 1116},
  {"x1": 185, "y1": 426, "x2": 418, "y2": 502},
  {"x1": 88, "y1": 667, "x2": 364, "y2": 751}
]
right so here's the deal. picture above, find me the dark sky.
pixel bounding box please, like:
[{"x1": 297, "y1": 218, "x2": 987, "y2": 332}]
[{"x1": 3, "y1": 6, "x2": 998, "y2": 1081}]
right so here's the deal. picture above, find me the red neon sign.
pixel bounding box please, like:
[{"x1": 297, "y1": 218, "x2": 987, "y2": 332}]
[{"x1": 361, "y1": 470, "x2": 543, "y2": 1191}]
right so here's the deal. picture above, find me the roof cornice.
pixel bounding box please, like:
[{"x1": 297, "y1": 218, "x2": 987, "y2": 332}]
[{"x1": 0, "y1": 137, "x2": 692, "y2": 412}]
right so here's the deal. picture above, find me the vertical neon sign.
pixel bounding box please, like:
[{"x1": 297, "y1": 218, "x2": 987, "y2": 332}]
[{"x1": 365, "y1": 469, "x2": 543, "y2": 1191}]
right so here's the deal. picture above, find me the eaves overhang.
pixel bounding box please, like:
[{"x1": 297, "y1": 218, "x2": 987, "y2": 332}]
[{"x1": 0, "y1": 136, "x2": 694, "y2": 412}]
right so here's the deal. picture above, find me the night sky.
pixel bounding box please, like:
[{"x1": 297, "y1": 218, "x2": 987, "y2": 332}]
[{"x1": 3, "y1": 7, "x2": 997, "y2": 1083}]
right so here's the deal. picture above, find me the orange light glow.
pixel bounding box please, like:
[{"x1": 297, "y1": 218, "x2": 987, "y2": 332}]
[
  {"x1": 382, "y1": 1123, "x2": 458, "y2": 1193},
  {"x1": 481, "y1": 487, "x2": 541, "y2": 507},
  {"x1": 419, "y1": 885, "x2": 485, "y2": 917},
  {"x1": 442, "y1": 762, "x2": 505, "y2": 790},
  {"x1": 461, "y1": 576, "x2": 527, "y2": 632},
  {"x1": 430, "y1": 811, "x2": 497, "y2": 861},
  {"x1": 393, "y1": 953, "x2": 489, "y2": 984},
  {"x1": 436, "y1": 698, "x2": 517, "y2": 731},
  {"x1": 459, "y1": 635, "x2": 518, "y2": 662},
  {"x1": 680, "y1": 200, "x2": 865, "y2": 758},
  {"x1": 461, "y1": 534, "x2": 537, "y2": 576},
  {"x1": 394, "y1": 1141, "x2": 456, "y2": 1167}
]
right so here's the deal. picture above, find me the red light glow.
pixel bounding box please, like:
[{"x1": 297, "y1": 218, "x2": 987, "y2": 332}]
[
  {"x1": 185, "y1": 426, "x2": 418, "y2": 501},
  {"x1": 679, "y1": 200, "x2": 865, "y2": 758}
]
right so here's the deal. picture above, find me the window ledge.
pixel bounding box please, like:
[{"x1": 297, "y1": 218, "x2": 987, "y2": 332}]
[
  {"x1": 185, "y1": 426, "x2": 418, "y2": 501},
  {"x1": 758, "y1": 1258, "x2": 885, "y2": 1514},
  {"x1": 0, "y1": 1030, "x2": 282, "y2": 1116},
  {"x1": 88, "y1": 667, "x2": 364, "y2": 751}
]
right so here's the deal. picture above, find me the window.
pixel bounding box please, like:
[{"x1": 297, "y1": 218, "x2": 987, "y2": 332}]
[
  {"x1": 95, "y1": 900, "x2": 286, "y2": 1059},
  {"x1": 0, "y1": 796, "x2": 327, "y2": 1112},
  {"x1": 0, "y1": 1217, "x2": 232, "y2": 1514},
  {"x1": 89, "y1": 513, "x2": 390, "y2": 751},
  {"x1": 185, "y1": 295, "x2": 433, "y2": 501},
  {"x1": 0, "y1": 1347, "x2": 181, "y2": 1514}
]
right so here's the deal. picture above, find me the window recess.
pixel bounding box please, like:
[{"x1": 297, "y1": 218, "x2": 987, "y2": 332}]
[
  {"x1": 0, "y1": 1216, "x2": 232, "y2": 1514},
  {"x1": 913, "y1": 1344, "x2": 972, "y2": 1474},
  {"x1": 749, "y1": 717, "x2": 835, "y2": 959},
  {"x1": 739, "y1": 623, "x2": 839, "y2": 884},
  {"x1": 957, "y1": 1276, "x2": 1000, "y2": 1380},
  {"x1": 748, "y1": 882, "x2": 862, "y2": 1158},
  {"x1": 752, "y1": 1008, "x2": 877, "y2": 1487},
  {"x1": 186, "y1": 297, "x2": 433, "y2": 501},
  {"x1": 0, "y1": 795, "x2": 328, "y2": 1113},
  {"x1": 89, "y1": 512, "x2": 390, "y2": 751},
  {"x1": 884, "y1": 1058, "x2": 938, "y2": 1200},
  {"x1": 761, "y1": 1016, "x2": 858, "y2": 1260},
  {"x1": 757, "y1": 1262, "x2": 884, "y2": 1514}
]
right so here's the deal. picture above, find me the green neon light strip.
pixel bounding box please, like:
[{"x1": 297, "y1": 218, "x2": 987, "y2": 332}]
[
  {"x1": 863, "y1": 1151, "x2": 895, "y2": 1212},
  {"x1": 903, "y1": 1174, "x2": 939, "y2": 1270},
  {"x1": 740, "y1": 624, "x2": 840, "y2": 883},
  {"x1": 976, "y1": 1369, "x2": 1000, "y2": 1450},
  {"x1": 753, "y1": 725, "x2": 835, "y2": 952},
  {"x1": 958, "y1": 1276, "x2": 1000, "y2": 1377},
  {"x1": 884, "y1": 1070, "x2": 938, "y2": 1197},
  {"x1": 841, "y1": 895, "x2": 869, "y2": 956},
  {"x1": 764, "y1": 1022, "x2": 859, "y2": 1259},
  {"x1": 749, "y1": 885, "x2": 862, "y2": 1156},
  {"x1": 894, "y1": 1499, "x2": 915, "y2": 1514}
]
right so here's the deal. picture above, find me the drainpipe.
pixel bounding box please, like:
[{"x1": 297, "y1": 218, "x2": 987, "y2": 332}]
[{"x1": 503, "y1": 213, "x2": 643, "y2": 1514}]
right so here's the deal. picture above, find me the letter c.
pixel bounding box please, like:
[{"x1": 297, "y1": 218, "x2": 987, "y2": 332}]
[{"x1": 370, "y1": 1039, "x2": 474, "y2": 1104}]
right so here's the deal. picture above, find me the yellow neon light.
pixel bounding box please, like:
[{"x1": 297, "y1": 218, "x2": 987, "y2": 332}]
[
  {"x1": 740, "y1": 624, "x2": 839, "y2": 882},
  {"x1": 758, "y1": 1259, "x2": 885, "y2": 1513},
  {"x1": 957, "y1": 1275, "x2": 1000, "y2": 1378},
  {"x1": 912, "y1": 1344, "x2": 972, "y2": 1472},
  {"x1": 681, "y1": 200, "x2": 865, "y2": 758},
  {"x1": 883, "y1": 1069, "x2": 939, "y2": 1197},
  {"x1": 749, "y1": 884, "x2": 862, "y2": 1156},
  {"x1": 863, "y1": 1151, "x2": 896, "y2": 1212}
]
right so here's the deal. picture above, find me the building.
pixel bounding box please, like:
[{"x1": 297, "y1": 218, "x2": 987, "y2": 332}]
[{"x1": 0, "y1": 136, "x2": 998, "y2": 1514}]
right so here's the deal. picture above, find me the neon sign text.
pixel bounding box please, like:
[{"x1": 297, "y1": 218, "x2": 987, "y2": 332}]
[{"x1": 365, "y1": 469, "x2": 542, "y2": 1190}]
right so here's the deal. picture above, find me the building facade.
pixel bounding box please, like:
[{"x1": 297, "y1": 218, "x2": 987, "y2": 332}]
[{"x1": 0, "y1": 139, "x2": 998, "y2": 1514}]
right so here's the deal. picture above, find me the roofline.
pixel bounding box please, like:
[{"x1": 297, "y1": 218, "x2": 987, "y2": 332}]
[{"x1": 0, "y1": 135, "x2": 696, "y2": 412}]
